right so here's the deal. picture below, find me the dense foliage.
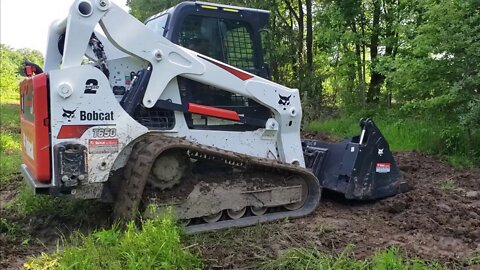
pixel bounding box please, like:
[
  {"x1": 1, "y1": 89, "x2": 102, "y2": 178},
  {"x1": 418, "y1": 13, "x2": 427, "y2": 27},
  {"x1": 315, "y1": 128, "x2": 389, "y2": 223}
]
[
  {"x1": 127, "y1": 0, "x2": 480, "y2": 164},
  {"x1": 127, "y1": 0, "x2": 479, "y2": 115},
  {"x1": 0, "y1": 45, "x2": 43, "y2": 99}
]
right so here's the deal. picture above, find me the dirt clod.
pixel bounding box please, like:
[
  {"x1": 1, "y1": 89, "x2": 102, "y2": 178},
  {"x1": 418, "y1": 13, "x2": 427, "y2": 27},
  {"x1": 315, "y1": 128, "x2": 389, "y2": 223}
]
[{"x1": 466, "y1": 191, "x2": 479, "y2": 198}]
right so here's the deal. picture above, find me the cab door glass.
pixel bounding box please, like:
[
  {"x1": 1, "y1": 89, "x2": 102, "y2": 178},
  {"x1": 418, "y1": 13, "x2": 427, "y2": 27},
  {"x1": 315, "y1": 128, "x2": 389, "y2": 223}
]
[
  {"x1": 146, "y1": 14, "x2": 169, "y2": 36},
  {"x1": 179, "y1": 15, "x2": 256, "y2": 72}
]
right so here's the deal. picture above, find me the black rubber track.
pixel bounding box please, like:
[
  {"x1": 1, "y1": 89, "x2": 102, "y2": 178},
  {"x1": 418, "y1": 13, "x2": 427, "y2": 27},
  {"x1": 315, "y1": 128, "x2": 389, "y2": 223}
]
[{"x1": 113, "y1": 134, "x2": 321, "y2": 233}]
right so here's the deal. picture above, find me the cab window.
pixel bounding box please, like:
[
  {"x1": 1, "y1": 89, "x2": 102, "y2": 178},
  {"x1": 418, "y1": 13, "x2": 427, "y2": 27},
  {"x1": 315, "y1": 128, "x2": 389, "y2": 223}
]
[
  {"x1": 178, "y1": 15, "x2": 256, "y2": 72},
  {"x1": 146, "y1": 14, "x2": 169, "y2": 36}
]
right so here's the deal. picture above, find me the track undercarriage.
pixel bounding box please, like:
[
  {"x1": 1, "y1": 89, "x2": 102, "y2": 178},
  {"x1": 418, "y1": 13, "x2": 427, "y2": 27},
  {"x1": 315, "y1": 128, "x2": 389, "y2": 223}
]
[{"x1": 113, "y1": 134, "x2": 321, "y2": 233}]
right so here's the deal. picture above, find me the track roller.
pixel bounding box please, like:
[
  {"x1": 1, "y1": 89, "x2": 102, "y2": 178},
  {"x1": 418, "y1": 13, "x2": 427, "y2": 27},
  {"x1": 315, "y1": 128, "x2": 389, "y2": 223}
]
[
  {"x1": 227, "y1": 207, "x2": 247, "y2": 219},
  {"x1": 181, "y1": 219, "x2": 191, "y2": 226},
  {"x1": 284, "y1": 177, "x2": 308, "y2": 211},
  {"x1": 250, "y1": 206, "x2": 267, "y2": 216},
  {"x1": 202, "y1": 211, "x2": 223, "y2": 223}
]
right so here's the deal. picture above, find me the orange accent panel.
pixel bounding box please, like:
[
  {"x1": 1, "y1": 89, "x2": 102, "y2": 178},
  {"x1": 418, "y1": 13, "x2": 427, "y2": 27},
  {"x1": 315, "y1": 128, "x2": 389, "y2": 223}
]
[
  {"x1": 20, "y1": 73, "x2": 51, "y2": 183},
  {"x1": 188, "y1": 103, "x2": 241, "y2": 121}
]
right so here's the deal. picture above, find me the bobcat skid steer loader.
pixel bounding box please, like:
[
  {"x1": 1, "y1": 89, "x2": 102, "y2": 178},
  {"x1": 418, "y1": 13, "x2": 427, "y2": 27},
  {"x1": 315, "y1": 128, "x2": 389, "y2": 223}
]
[{"x1": 19, "y1": 0, "x2": 403, "y2": 233}]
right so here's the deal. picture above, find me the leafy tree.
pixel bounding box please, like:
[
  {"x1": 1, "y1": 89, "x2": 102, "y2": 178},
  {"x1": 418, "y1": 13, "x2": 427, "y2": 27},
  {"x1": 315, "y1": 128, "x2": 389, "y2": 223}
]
[
  {"x1": 385, "y1": 0, "x2": 480, "y2": 125},
  {"x1": 0, "y1": 45, "x2": 20, "y2": 94},
  {"x1": 127, "y1": 0, "x2": 182, "y2": 21},
  {"x1": 125, "y1": 0, "x2": 479, "y2": 133},
  {"x1": 0, "y1": 45, "x2": 44, "y2": 96}
]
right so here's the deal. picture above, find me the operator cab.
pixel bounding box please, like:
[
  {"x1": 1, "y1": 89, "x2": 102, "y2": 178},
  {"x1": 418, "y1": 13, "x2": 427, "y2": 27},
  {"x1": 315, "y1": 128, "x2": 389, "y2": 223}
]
[
  {"x1": 140, "y1": 1, "x2": 272, "y2": 131},
  {"x1": 145, "y1": 1, "x2": 270, "y2": 79}
]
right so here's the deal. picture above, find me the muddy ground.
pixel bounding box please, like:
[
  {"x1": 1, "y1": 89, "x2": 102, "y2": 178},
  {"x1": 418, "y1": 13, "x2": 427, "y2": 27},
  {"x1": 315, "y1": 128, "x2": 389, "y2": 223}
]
[
  {"x1": 189, "y1": 150, "x2": 480, "y2": 268},
  {"x1": 0, "y1": 177, "x2": 112, "y2": 269},
  {"x1": 1, "y1": 135, "x2": 479, "y2": 269}
]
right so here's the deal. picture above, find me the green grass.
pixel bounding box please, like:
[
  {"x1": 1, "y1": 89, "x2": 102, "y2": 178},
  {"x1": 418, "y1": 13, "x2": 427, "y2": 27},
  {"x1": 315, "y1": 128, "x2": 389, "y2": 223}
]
[
  {"x1": 0, "y1": 217, "x2": 22, "y2": 236},
  {"x1": 308, "y1": 117, "x2": 436, "y2": 152},
  {"x1": 12, "y1": 184, "x2": 92, "y2": 216},
  {"x1": 0, "y1": 102, "x2": 22, "y2": 187},
  {"x1": 261, "y1": 246, "x2": 448, "y2": 270},
  {"x1": 467, "y1": 251, "x2": 480, "y2": 266},
  {"x1": 0, "y1": 90, "x2": 21, "y2": 104},
  {"x1": 1, "y1": 132, "x2": 21, "y2": 150},
  {"x1": 24, "y1": 213, "x2": 201, "y2": 270},
  {"x1": 0, "y1": 151, "x2": 21, "y2": 185},
  {"x1": 0, "y1": 100, "x2": 20, "y2": 127},
  {"x1": 307, "y1": 110, "x2": 480, "y2": 167}
]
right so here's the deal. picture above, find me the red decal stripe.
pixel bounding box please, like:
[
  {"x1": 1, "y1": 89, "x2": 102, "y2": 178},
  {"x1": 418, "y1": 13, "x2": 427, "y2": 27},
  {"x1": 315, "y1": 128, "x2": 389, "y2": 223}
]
[
  {"x1": 188, "y1": 103, "x2": 240, "y2": 121},
  {"x1": 198, "y1": 55, "x2": 253, "y2": 81},
  {"x1": 57, "y1": 125, "x2": 94, "y2": 139}
]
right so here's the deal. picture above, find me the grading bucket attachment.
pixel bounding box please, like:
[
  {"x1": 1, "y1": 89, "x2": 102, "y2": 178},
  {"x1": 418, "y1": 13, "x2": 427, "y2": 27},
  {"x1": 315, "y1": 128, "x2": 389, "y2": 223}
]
[{"x1": 302, "y1": 118, "x2": 405, "y2": 200}]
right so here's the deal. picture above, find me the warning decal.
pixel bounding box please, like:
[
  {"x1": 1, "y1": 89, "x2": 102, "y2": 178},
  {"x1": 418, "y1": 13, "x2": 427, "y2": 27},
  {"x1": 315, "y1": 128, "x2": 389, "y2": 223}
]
[
  {"x1": 89, "y1": 138, "x2": 119, "y2": 154},
  {"x1": 376, "y1": 162, "x2": 391, "y2": 173}
]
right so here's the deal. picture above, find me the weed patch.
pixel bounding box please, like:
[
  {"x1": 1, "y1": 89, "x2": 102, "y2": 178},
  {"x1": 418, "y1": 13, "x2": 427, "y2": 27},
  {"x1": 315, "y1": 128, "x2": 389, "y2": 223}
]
[
  {"x1": 10, "y1": 184, "x2": 111, "y2": 222},
  {"x1": 439, "y1": 178, "x2": 457, "y2": 192},
  {"x1": 0, "y1": 152, "x2": 21, "y2": 187},
  {"x1": 24, "y1": 213, "x2": 201, "y2": 270},
  {"x1": 260, "y1": 246, "x2": 447, "y2": 270},
  {"x1": 0, "y1": 103, "x2": 20, "y2": 132}
]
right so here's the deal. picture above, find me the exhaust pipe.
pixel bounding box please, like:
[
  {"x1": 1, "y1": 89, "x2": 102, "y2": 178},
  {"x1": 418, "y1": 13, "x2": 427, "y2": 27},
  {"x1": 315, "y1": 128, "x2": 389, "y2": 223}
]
[{"x1": 302, "y1": 118, "x2": 406, "y2": 200}]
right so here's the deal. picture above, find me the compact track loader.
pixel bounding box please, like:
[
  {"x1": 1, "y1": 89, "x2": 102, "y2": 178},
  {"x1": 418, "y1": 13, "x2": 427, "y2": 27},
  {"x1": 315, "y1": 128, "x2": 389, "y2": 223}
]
[{"x1": 20, "y1": 0, "x2": 404, "y2": 233}]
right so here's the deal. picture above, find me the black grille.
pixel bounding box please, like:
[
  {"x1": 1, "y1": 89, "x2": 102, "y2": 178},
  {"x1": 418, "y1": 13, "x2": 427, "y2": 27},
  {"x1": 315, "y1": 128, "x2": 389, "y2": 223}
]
[
  {"x1": 223, "y1": 24, "x2": 255, "y2": 70},
  {"x1": 180, "y1": 78, "x2": 249, "y2": 106},
  {"x1": 133, "y1": 106, "x2": 175, "y2": 130},
  {"x1": 178, "y1": 77, "x2": 271, "y2": 131}
]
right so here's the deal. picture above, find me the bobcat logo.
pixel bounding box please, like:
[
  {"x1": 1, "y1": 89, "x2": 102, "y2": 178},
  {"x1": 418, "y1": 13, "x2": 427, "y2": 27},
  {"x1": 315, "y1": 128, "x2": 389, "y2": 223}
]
[
  {"x1": 62, "y1": 108, "x2": 76, "y2": 122},
  {"x1": 278, "y1": 94, "x2": 291, "y2": 106}
]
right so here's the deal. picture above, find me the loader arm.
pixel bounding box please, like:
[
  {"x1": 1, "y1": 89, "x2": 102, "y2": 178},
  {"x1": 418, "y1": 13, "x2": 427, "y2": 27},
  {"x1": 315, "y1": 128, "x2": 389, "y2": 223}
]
[{"x1": 45, "y1": 0, "x2": 305, "y2": 166}]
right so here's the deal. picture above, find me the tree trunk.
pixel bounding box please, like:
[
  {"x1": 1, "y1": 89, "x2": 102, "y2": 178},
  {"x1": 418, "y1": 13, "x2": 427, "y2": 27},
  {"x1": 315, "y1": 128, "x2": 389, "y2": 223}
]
[
  {"x1": 297, "y1": 0, "x2": 304, "y2": 80},
  {"x1": 306, "y1": 0, "x2": 313, "y2": 71},
  {"x1": 367, "y1": 0, "x2": 384, "y2": 103},
  {"x1": 359, "y1": 9, "x2": 366, "y2": 107},
  {"x1": 283, "y1": 0, "x2": 303, "y2": 81},
  {"x1": 352, "y1": 19, "x2": 364, "y2": 107},
  {"x1": 383, "y1": 0, "x2": 399, "y2": 107}
]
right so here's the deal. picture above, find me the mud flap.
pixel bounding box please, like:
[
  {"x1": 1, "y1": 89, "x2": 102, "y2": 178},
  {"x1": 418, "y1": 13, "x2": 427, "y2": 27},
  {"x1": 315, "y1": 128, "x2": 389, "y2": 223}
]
[{"x1": 302, "y1": 118, "x2": 406, "y2": 200}]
